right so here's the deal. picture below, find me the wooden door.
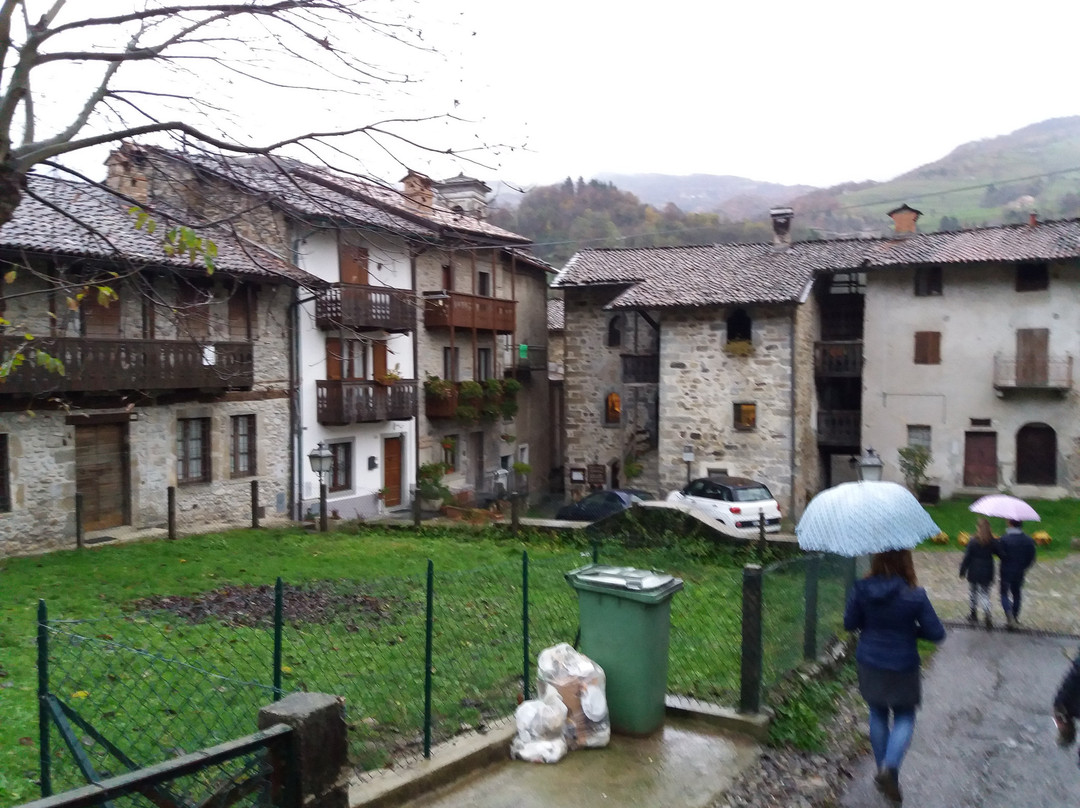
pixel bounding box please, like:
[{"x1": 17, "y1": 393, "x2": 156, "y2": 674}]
[
  {"x1": 339, "y1": 245, "x2": 369, "y2": 285},
  {"x1": 963, "y1": 432, "x2": 998, "y2": 488},
  {"x1": 1016, "y1": 423, "x2": 1056, "y2": 485},
  {"x1": 76, "y1": 423, "x2": 128, "y2": 531},
  {"x1": 382, "y1": 436, "x2": 402, "y2": 507},
  {"x1": 1016, "y1": 328, "x2": 1049, "y2": 385},
  {"x1": 83, "y1": 291, "x2": 121, "y2": 337}
]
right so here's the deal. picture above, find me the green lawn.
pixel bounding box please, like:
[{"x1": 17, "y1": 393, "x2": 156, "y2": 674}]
[
  {"x1": 1, "y1": 524, "x2": 792, "y2": 805},
  {"x1": 920, "y1": 496, "x2": 1078, "y2": 559}
]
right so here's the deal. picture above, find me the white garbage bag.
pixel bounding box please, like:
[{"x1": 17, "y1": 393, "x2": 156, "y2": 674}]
[
  {"x1": 510, "y1": 689, "x2": 569, "y2": 763},
  {"x1": 536, "y1": 642, "x2": 610, "y2": 749}
]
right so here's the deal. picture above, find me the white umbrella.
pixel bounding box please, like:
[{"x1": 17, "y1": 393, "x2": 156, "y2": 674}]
[
  {"x1": 969, "y1": 494, "x2": 1040, "y2": 522},
  {"x1": 796, "y1": 481, "x2": 941, "y2": 557}
]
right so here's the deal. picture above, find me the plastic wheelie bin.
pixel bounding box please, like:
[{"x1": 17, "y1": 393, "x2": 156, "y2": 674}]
[{"x1": 565, "y1": 564, "x2": 683, "y2": 735}]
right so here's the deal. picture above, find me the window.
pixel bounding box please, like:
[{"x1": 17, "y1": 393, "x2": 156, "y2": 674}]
[
  {"x1": 605, "y1": 392, "x2": 621, "y2": 424},
  {"x1": 970, "y1": 418, "x2": 992, "y2": 428},
  {"x1": 1016, "y1": 261, "x2": 1049, "y2": 292},
  {"x1": 177, "y1": 418, "x2": 211, "y2": 484},
  {"x1": 442, "y1": 434, "x2": 459, "y2": 472},
  {"x1": 328, "y1": 442, "x2": 352, "y2": 492},
  {"x1": 176, "y1": 283, "x2": 211, "y2": 339},
  {"x1": 82, "y1": 287, "x2": 121, "y2": 338},
  {"x1": 477, "y1": 270, "x2": 491, "y2": 297},
  {"x1": 338, "y1": 242, "x2": 369, "y2": 285},
  {"x1": 907, "y1": 425, "x2": 931, "y2": 450},
  {"x1": 441, "y1": 264, "x2": 453, "y2": 291},
  {"x1": 733, "y1": 402, "x2": 757, "y2": 431},
  {"x1": 914, "y1": 266, "x2": 942, "y2": 296},
  {"x1": 230, "y1": 415, "x2": 256, "y2": 478},
  {"x1": 914, "y1": 331, "x2": 941, "y2": 364},
  {"x1": 228, "y1": 285, "x2": 255, "y2": 340},
  {"x1": 325, "y1": 338, "x2": 366, "y2": 380},
  {"x1": 0, "y1": 434, "x2": 9, "y2": 512},
  {"x1": 477, "y1": 348, "x2": 492, "y2": 381},
  {"x1": 443, "y1": 346, "x2": 460, "y2": 381},
  {"x1": 726, "y1": 308, "x2": 752, "y2": 343},
  {"x1": 607, "y1": 315, "x2": 623, "y2": 347}
]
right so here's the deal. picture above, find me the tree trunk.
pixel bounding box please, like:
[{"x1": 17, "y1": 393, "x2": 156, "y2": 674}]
[{"x1": 0, "y1": 166, "x2": 25, "y2": 229}]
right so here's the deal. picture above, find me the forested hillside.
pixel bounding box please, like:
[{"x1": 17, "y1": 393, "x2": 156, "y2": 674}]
[{"x1": 487, "y1": 177, "x2": 772, "y2": 267}]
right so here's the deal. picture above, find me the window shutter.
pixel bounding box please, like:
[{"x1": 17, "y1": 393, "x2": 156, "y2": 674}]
[
  {"x1": 228, "y1": 286, "x2": 254, "y2": 340},
  {"x1": 325, "y1": 338, "x2": 343, "y2": 380},
  {"x1": 914, "y1": 331, "x2": 941, "y2": 365},
  {"x1": 372, "y1": 341, "x2": 388, "y2": 380},
  {"x1": 338, "y1": 243, "x2": 369, "y2": 285}
]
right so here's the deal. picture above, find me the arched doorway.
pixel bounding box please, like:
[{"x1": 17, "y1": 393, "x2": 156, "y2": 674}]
[{"x1": 1016, "y1": 423, "x2": 1056, "y2": 485}]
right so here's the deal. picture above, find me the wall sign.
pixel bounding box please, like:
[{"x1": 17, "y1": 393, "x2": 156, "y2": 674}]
[
  {"x1": 587, "y1": 464, "x2": 607, "y2": 485},
  {"x1": 569, "y1": 467, "x2": 586, "y2": 484}
]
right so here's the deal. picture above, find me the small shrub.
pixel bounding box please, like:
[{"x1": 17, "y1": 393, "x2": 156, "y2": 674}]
[
  {"x1": 424, "y1": 374, "x2": 455, "y2": 400},
  {"x1": 458, "y1": 380, "x2": 483, "y2": 401},
  {"x1": 455, "y1": 404, "x2": 479, "y2": 423},
  {"x1": 897, "y1": 446, "x2": 932, "y2": 494},
  {"x1": 502, "y1": 377, "x2": 523, "y2": 397},
  {"x1": 483, "y1": 378, "x2": 504, "y2": 399},
  {"x1": 499, "y1": 398, "x2": 519, "y2": 419}
]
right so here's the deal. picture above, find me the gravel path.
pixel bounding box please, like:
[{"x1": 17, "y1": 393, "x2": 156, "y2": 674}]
[{"x1": 711, "y1": 551, "x2": 1080, "y2": 808}]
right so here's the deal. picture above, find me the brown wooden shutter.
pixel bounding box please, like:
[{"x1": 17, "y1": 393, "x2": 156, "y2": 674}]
[
  {"x1": 338, "y1": 243, "x2": 369, "y2": 285},
  {"x1": 372, "y1": 341, "x2": 388, "y2": 380},
  {"x1": 228, "y1": 286, "x2": 254, "y2": 340},
  {"x1": 914, "y1": 331, "x2": 941, "y2": 365},
  {"x1": 1016, "y1": 328, "x2": 1049, "y2": 385},
  {"x1": 325, "y1": 338, "x2": 343, "y2": 380},
  {"x1": 83, "y1": 289, "x2": 122, "y2": 337}
]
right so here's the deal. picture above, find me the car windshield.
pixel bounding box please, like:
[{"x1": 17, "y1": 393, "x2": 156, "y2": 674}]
[{"x1": 732, "y1": 485, "x2": 772, "y2": 502}]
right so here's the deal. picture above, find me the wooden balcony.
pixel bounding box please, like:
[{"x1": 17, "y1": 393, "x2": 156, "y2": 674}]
[
  {"x1": 0, "y1": 336, "x2": 253, "y2": 395},
  {"x1": 817, "y1": 410, "x2": 860, "y2": 447},
  {"x1": 993, "y1": 355, "x2": 1073, "y2": 393},
  {"x1": 815, "y1": 341, "x2": 862, "y2": 377},
  {"x1": 423, "y1": 291, "x2": 515, "y2": 333},
  {"x1": 424, "y1": 385, "x2": 459, "y2": 419},
  {"x1": 316, "y1": 380, "x2": 417, "y2": 425},
  {"x1": 622, "y1": 354, "x2": 659, "y2": 384},
  {"x1": 315, "y1": 284, "x2": 414, "y2": 332}
]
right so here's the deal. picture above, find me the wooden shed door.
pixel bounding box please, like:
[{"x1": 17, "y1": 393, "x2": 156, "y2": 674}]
[
  {"x1": 382, "y1": 436, "x2": 402, "y2": 507},
  {"x1": 76, "y1": 423, "x2": 128, "y2": 531},
  {"x1": 1016, "y1": 328, "x2": 1049, "y2": 386},
  {"x1": 963, "y1": 432, "x2": 998, "y2": 488},
  {"x1": 1016, "y1": 423, "x2": 1056, "y2": 485}
]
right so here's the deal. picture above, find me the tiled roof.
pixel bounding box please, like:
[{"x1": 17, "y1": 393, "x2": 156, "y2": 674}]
[
  {"x1": 554, "y1": 219, "x2": 1080, "y2": 309},
  {"x1": 547, "y1": 298, "x2": 565, "y2": 331},
  {"x1": 2, "y1": 175, "x2": 318, "y2": 285}
]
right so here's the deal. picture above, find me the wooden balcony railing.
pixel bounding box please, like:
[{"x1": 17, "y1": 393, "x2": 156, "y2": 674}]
[
  {"x1": 817, "y1": 409, "x2": 860, "y2": 447},
  {"x1": 316, "y1": 380, "x2": 417, "y2": 425},
  {"x1": 315, "y1": 284, "x2": 415, "y2": 332},
  {"x1": 814, "y1": 341, "x2": 863, "y2": 377},
  {"x1": 621, "y1": 354, "x2": 659, "y2": 384},
  {"x1": 993, "y1": 355, "x2": 1073, "y2": 392},
  {"x1": 422, "y1": 291, "x2": 516, "y2": 333},
  {"x1": 0, "y1": 336, "x2": 253, "y2": 394},
  {"x1": 424, "y1": 385, "x2": 459, "y2": 419}
]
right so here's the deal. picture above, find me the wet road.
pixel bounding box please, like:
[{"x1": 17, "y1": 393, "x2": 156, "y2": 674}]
[{"x1": 841, "y1": 626, "x2": 1080, "y2": 807}]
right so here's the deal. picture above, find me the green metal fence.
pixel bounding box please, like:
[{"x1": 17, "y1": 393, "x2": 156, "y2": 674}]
[{"x1": 36, "y1": 543, "x2": 852, "y2": 797}]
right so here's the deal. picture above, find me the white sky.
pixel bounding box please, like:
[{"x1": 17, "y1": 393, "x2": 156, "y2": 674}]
[{"x1": 40, "y1": 0, "x2": 1080, "y2": 193}]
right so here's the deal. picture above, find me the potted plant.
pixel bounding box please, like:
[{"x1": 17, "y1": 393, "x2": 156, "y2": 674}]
[
  {"x1": 424, "y1": 374, "x2": 455, "y2": 401},
  {"x1": 512, "y1": 461, "x2": 532, "y2": 477},
  {"x1": 624, "y1": 454, "x2": 643, "y2": 480},
  {"x1": 417, "y1": 462, "x2": 450, "y2": 507},
  {"x1": 897, "y1": 446, "x2": 932, "y2": 499},
  {"x1": 440, "y1": 436, "x2": 457, "y2": 452},
  {"x1": 458, "y1": 380, "x2": 483, "y2": 402},
  {"x1": 499, "y1": 398, "x2": 519, "y2": 419},
  {"x1": 500, "y1": 433, "x2": 516, "y2": 443},
  {"x1": 502, "y1": 377, "x2": 523, "y2": 398},
  {"x1": 480, "y1": 402, "x2": 501, "y2": 422},
  {"x1": 376, "y1": 364, "x2": 403, "y2": 386},
  {"x1": 454, "y1": 403, "x2": 479, "y2": 423},
  {"x1": 483, "y1": 377, "x2": 504, "y2": 400}
]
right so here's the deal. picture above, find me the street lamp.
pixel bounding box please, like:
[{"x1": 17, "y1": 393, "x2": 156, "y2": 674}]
[
  {"x1": 682, "y1": 445, "x2": 695, "y2": 485},
  {"x1": 308, "y1": 441, "x2": 333, "y2": 532},
  {"x1": 857, "y1": 447, "x2": 884, "y2": 482}
]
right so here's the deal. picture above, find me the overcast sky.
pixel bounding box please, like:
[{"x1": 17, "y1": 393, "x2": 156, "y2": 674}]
[{"x1": 45, "y1": 0, "x2": 1080, "y2": 195}]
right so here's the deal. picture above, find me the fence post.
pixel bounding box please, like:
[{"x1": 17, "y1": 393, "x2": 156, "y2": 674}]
[
  {"x1": 411, "y1": 485, "x2": 421, "y2": 529},
  {"x1": 273, "y1": 578, "x2": 284, "y2": 700},
  {"x1": 803, "y1": 555, "x2": 820, "y2": 661},
  {"x1": 167, "y1": 485, "x2": 177, "y2": 540},
  {"x1": 37, "y1": 599, "x2": 51, "y2": 798},
  {"x1": 75, "y1": 492, "x2": 84, "y2": 549},
  {"x1": 591, "y1": 539, "x2": 599, "y2": 564},
  {"x1": 522, "y1": 551, "x2": 530, "y2": 702},
  {"x1": 510, "y1": 492, "x2": 521, "y2": 534},
  {"x1": 757, "y1": 511, "x2": 767, "y2": 557},
  {"x1": 251, "y1": 480, "x2": 260, "y2": 529},
  {"x1": 739, "y1": 564, "x2": 763, "y2": 714},
  {"x1": 423, "y1": 559, "x2": 434, "y2": 759}
]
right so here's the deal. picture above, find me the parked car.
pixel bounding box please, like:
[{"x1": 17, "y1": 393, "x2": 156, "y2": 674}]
[
  {"x1": 666, "y1": 476, "x2": 781, "y2": 537},
  {"x1": 556, "y1": 489, "x2": 656, "y2": 522}
]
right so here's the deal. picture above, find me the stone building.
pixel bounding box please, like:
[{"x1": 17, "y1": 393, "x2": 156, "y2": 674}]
[
  {"x1": 0, "y1": 176, "x2": 318, "y2": 555},
  {"x1": 109, "y1": 144, "x2": 551, "y2": 518},
  {"x1": 555, "y1": 206, "x2": 1080, "y2": 514}
]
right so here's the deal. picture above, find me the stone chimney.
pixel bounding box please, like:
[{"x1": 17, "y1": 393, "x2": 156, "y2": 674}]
[
  {"x1": 434, "y1": 173, "x2": 491, "y2": 220},
  {"x1": 887, "y1": 204, "x2": 922, "y2": 235},
  {"x1": 400, "y1": 170, "x2": 434, "y2": 212},
  {"x1": 104, "y1": 142, "x2": 150, "y2": 206},
  {"x1": 769, "y1": 206, "x2": 794, "y2": 245}
]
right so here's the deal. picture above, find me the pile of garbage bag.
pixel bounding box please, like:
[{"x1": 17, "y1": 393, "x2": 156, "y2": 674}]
[{"x1": 511, "y1": 642, "x2": 610, "y2": 763}]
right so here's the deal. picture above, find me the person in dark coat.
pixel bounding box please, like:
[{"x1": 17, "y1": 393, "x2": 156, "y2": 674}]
[
  {"x1": 998, "y1": 519, "x2": 1036, "y2": 629},
  {"x1": 958, "y1": 517, "x2": 998, "y2": 629},
  {"x1": 844, "y1": 549, "x2": 945, "y2": 805},
  {"x1": 1054, "y1": 649, "x2": 1080, "y2": 756}
]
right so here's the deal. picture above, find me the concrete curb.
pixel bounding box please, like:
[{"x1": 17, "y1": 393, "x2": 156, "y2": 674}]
[{"x1": 347, "y1": 700, "x2": 771, "y2": 808}]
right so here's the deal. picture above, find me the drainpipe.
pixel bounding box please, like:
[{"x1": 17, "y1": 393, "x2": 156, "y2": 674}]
[
  {"x1": 410, "y1": 249, "x2": 421, "y2": 504},
  {"x1": 788, "y1": 314, "x2": 797, "y2": 520},
  {"x1": 290, "y1": 230, "x2": 318, "y2": 520}
]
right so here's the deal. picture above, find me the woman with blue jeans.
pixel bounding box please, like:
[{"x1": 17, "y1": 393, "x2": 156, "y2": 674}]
[{"x1": 844, "y1": 549, "x2": 945, "y2": 805}]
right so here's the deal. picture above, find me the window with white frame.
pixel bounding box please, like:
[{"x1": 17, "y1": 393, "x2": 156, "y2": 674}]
[{"x1": 230, "y1": 415, "x2": 256, "y2": 478}]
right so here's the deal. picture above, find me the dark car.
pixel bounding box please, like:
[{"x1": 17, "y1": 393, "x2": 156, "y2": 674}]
[{"x1": 556, "y1": 489, "x2": 656, "y2": 522}]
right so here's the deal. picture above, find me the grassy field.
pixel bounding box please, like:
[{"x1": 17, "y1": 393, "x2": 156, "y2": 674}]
[
  {"x1": 1, "y1": 524, "x2": 797, "y2": 805},
  {"x1": 919, "y1": 496, "x2": 1077, "y2": 559}
]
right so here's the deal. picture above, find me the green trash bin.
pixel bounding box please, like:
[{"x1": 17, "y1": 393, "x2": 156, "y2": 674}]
[{"x1": 565, "y1": 564, "x2": 683, "y2": 735}]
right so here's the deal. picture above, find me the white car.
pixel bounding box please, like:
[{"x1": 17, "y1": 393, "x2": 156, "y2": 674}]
[{"x1": 666, "y1": 476, "x2": 782, "y2": 537}]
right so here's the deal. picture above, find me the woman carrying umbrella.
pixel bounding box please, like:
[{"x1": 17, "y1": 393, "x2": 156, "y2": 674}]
[
  {"x1": 844, "y1": 549, "x2": 945, "y2": 805},
  {"x1": 958, "y1": 517, "x2": 998, "y2": 629}
]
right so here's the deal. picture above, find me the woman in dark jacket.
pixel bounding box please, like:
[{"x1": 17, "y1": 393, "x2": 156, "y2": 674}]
[
  {"x1": 959, "y1": 517, "x2": 998, "y2": 628},
  {"x1": 844, "y1": 549, "x2": 945, "y2": 805}
]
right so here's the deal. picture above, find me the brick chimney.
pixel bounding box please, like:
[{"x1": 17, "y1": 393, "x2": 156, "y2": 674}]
[
  {"x1": 1029, "y1": 211, "x2": 1038, "y2": 227},
  {"x1": 887, "y1": 204, "x2": 922, "y2": 235},
  {"x1": 104, "y1": 142, "x2": 150, "y2": 206},
  {"x1": 769, "y1": 206, "x2": 794, "y2": 245},
  {"x1": 400, "y1": 170, "x2": 434, "y2": 212}
]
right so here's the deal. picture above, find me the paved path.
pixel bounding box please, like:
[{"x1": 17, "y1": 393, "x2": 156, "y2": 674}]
[{"x1": 840, "y1": 625, "x2": 1080, "y2": 807}]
